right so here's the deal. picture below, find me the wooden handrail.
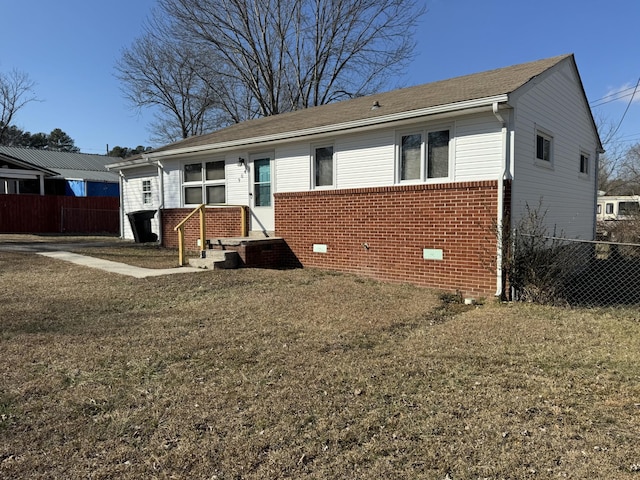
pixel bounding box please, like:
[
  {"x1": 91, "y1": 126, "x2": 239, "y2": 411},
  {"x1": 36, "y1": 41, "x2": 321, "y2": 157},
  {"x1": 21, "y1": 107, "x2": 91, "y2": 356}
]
[
  {"x1": 173, "y1": 204, "x2": 248, "y2": 266},
  {"x1": 174, "y1": 204, "x2": 206, "y2": 266},
  {"x1": 174, "y1": 203, "x2": 206, "y2": 231}
]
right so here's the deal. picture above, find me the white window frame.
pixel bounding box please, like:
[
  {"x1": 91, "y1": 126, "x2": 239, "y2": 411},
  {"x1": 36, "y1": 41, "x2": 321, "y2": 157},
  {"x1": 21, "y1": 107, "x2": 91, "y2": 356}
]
[
  {"x1": 142, "y1": 179, "x2": 152, "y2": 206},
  {"x1": 312, "y1": 143, "x2": 335, "y2": 189},
  {"x1": 396, "y1": 125, "x2": 452, "y2": 183},
  {"x1": 535, "y1": 128, "x2": 554, "y2": 168},
  {"x1": 182, "y1": 158, "x2": 226, "y2": 206}
]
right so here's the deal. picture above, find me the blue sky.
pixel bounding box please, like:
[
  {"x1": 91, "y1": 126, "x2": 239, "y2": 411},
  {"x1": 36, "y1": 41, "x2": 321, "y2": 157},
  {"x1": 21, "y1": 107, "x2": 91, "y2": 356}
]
[{"x1": 1, "y1": 0, "x2": 639, "y2": 154}]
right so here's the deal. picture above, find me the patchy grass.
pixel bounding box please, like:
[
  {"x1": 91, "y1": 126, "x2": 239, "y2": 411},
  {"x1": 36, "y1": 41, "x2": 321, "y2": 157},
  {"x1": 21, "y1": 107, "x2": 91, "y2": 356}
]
[
  {"x1": 71, "y1": 243, "x2": 181, "y2": 269},
  {"x1": 1, "y1": 244, "x2": 639, "y2": 479}
]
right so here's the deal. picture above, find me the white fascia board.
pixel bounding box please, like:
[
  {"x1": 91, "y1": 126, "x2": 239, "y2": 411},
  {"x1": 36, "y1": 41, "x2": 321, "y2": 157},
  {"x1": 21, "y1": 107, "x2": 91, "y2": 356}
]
[
  {"x1": 0, "y1": 169, "x2": 43, "y2": 180},
  {"x1": 145, "y1": 95, "x2": 509, "y2": 160},
  {"x1": 106, "y1": 157, "x2": 157, "y2": 171}
]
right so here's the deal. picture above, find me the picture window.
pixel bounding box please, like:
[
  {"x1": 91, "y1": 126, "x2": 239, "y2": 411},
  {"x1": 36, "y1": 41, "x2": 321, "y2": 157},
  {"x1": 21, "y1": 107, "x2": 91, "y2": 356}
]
[
  {"x1": 398, "y1": 128, "x2": 450, "y2": 182},
  {"x1": 183, "y1": 160, "x2": 225, "y2": 205}
]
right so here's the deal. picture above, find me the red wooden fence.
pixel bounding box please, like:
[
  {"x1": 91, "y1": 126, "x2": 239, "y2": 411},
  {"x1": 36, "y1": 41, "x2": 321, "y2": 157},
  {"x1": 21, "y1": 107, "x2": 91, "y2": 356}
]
[{"x1": 0, "y1": 195, "x2": 120, "y2": 234}]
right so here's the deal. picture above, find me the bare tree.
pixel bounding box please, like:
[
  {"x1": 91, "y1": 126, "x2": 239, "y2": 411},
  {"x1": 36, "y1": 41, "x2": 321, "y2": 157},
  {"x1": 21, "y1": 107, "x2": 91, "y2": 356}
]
[
  {"x1": 163, "y1": 0, "x2": 423, "y2": 114},
  {"x1": 118, "y1": 0, "x2": 424, "y2": 142},
  {"x1": 116, "y1": 15, "x2": 225, "y2": 143},
  {"x1": 619, "y1": 143, "x2": 640, "y2": 193},
  {"x1": 0, "y1": 69, "x2": 38, "y2": 144}
]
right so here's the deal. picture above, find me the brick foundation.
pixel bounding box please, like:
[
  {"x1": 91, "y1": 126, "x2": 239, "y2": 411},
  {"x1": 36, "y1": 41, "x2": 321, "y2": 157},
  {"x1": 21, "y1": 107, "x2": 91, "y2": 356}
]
[
  {"x1": 209, "y1": 238, "x2": 298, "y2": 270},
  {"x1": 161, "y1": 206, "x2": 248, "y2": 251},
  {"x1": 275, "y1": 181, "x2": 504, "y2": 298}
]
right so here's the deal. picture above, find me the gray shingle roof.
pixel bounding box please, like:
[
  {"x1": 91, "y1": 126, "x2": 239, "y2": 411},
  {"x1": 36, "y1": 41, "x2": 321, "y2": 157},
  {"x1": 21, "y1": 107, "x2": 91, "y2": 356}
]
[
  {"x1": 148, "y1": 54, "x2": 573, "y2": 155},
  {"x1": 0, "y1": 146, "x2": 119, "y2": 182}
]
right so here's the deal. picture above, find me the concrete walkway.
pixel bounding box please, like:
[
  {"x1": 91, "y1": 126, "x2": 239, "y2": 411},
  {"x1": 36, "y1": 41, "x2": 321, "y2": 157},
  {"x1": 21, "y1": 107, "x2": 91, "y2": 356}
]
[{"x1": 37, "y1": 251, "x2": 205, "y2": 278}]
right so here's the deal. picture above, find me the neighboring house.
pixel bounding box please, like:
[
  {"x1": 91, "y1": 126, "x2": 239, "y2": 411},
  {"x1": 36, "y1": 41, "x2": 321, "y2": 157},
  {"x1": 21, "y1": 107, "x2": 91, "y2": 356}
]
[
  {"x1": 0, "y1": 146, "x2": 119, "y2": 197},
  {"x1": 0, "y1": 146, "x2": 121, "y2": 234},
  {"x1": 108, "y1": 54, "x2": 602, "y2": 298}
]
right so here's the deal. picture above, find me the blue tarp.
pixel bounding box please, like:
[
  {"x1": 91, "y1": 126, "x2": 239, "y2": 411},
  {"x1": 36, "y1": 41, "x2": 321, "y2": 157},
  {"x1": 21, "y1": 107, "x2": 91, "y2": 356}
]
[{"x1": 65, "y1": 180, "x2": 85, "y2": 197}]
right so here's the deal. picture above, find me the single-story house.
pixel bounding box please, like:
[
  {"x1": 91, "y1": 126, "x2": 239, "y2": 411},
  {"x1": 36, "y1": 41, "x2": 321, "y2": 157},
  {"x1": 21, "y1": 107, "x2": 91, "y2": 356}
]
[
  {"x1": 108, "y1": 54, "x2": 602, "y2": 298},
  {"x1": 0, "y1": 146, "x2": 119, "y2": 197}
]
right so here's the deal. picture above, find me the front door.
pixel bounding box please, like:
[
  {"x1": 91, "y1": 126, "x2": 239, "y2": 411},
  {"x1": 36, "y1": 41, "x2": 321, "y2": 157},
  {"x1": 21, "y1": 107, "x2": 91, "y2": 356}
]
[{"x1": 249, "y1": 153, "x2": 274, "y2": 234}]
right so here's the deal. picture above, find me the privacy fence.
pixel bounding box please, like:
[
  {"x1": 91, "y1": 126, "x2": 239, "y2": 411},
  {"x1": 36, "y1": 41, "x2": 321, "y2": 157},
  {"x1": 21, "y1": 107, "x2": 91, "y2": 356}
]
[
  {"x1": 511, "y1": 233, "x2": 640, "y2": 307},
  {"x1": 0, "y1": 194, "x2": 119, "y2": 235}
]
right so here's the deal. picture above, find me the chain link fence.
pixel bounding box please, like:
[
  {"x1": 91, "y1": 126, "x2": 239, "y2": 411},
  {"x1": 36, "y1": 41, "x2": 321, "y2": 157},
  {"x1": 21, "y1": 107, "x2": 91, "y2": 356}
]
[{"x1": 512, "y1": 234, "x2": 640, "y2": 307}]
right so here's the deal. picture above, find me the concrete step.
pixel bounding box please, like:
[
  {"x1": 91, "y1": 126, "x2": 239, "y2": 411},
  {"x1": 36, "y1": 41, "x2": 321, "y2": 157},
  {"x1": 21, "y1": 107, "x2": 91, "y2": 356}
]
[{"x1": 188, "y1": 250, "x2": 240, "y2": 270}]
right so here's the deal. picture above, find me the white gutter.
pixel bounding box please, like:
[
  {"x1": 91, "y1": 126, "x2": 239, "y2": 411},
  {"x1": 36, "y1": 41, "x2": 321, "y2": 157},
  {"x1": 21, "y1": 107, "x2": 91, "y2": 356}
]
[
  {"x1": 493, "y1": 101, "x2": 510, "y2": 298},
  {"x1": 142, "y1": 95, "x2": 509, "y2": 160}
]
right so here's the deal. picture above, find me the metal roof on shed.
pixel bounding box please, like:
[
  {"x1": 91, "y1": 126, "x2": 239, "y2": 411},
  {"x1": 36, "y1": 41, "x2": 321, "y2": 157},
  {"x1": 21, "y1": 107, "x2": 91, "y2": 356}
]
[{"x1": 0, "y1": 146, "x2": 119, "y2": 182}]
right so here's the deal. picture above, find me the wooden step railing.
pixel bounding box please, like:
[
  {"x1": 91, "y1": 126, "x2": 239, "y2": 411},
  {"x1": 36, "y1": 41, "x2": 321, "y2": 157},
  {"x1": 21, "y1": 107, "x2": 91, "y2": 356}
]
[
  {"x1": 173, "y1": 205, "x2": 248, "y2": 266},
  {"x1": 174, "y1": 204, "x2": 207, "y2": 266}
]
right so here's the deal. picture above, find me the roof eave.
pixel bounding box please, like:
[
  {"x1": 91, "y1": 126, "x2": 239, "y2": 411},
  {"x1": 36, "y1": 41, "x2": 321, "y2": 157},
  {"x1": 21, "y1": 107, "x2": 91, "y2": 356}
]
[
  {"x1": 139, "y1": 95, "x2": 510, "y2": 160},
  {"x1": 106, "y1": 156, "x2": 156, "y2": 171}
]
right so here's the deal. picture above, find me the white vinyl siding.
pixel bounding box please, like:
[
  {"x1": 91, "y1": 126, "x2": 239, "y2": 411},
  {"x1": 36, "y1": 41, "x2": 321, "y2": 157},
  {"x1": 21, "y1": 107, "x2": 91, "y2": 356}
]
[
  {"x1": 121, "y1": 167, "x2": 159, "y2": 241},
  {"x1": 275, "y1": 143, "x2": 311, "y2": 192},
  {"x1": 454, "y1": 114, "x2": 504, "y2": 181},
  {"x1": 511, "y1": 61, "x2": 598, "y2": 239},
  {"x1": 226, "y1": 152, "x2": 250, "y2": 205},
  {"x1": 161, "y1": 162, "x2": 182, "y2": 209},
  {"x1": 335, "y1": 131, "x2": 395, "y2": 189}
]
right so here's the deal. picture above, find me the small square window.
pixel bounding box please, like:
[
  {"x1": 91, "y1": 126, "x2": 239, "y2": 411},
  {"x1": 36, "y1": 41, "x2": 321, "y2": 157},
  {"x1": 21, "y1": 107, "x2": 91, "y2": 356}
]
[
  {"x1": 185, "y1": 186, "x2": 203, "y2": 204},
  {"x1": 580, "y1": 153, "x2": 589, "y2": 174},
  {"x1": 206, "y1": 160, "x2": 225, "y2": 181},
  {"x1": 184, "y1": 163, "x2": 202, "y2": 182},
  {"x1": 605, "y1": 203, "x2": 614, "y2": 214},
  {"x1": 206, "y1": 185, "x2": 225, "y2": 204},
  {"x1": 536, "y1": 133, "x2": 552, "y2": 162}
]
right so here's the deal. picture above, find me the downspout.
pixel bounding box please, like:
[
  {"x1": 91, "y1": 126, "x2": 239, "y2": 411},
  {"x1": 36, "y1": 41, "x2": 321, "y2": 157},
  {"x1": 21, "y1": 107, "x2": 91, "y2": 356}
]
[
  {"x1": 156, "y1": 158, "x2": 165, "y2": 245},
  {"x1": 593, "y1": 148, "x2": 604, "y2": 240},
  {"x1": 493, "y1": 102, "x2": 510, "y2": 298},
  {"x1": 118, "y1": 170, "x2": 125, "y2": 239}
]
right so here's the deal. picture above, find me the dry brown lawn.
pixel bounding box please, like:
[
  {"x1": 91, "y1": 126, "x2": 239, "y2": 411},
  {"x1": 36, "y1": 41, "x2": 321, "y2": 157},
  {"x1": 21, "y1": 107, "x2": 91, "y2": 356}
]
[{"x1": 1, "y1": 240, "x2": 639, "y2": 479}]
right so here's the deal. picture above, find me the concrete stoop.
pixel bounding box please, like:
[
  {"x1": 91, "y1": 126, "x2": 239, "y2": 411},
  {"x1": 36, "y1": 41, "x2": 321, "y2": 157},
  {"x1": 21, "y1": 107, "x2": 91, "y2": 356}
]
[{"x1": 188, "y1": 249, "x2": 240, "y2": 270}]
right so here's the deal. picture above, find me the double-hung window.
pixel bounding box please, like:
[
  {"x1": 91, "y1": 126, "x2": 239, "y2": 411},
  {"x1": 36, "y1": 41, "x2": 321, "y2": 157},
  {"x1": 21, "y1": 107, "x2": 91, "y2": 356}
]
[
  {"x1": 183, "y1": 159, "x2": 226, "y2": 205},
  {"x1": 313, "y1": 145, "x2": 334, "y2": 187},
  {"x1": 399, "y1": 128, "x2": 450, "y2": 182},
  {"x1": 142, "y1": 180, "x2": 152, "y2": 206}
]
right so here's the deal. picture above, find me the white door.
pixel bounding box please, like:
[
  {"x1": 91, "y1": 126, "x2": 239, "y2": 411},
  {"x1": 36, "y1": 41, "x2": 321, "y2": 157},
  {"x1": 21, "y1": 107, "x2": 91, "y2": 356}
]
[{"x1": 249, "y1": 153, "x2": 275, "y2": 234}]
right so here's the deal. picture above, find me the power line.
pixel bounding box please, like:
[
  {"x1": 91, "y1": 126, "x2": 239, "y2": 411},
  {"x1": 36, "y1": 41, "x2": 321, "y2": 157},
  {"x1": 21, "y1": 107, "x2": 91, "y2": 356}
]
[
  {"x1": 590, "y1": 85, "x2": 639, "y2": 107},
  {"x1": 603, "y1": 76, "x2": 640, "y2": 145}
]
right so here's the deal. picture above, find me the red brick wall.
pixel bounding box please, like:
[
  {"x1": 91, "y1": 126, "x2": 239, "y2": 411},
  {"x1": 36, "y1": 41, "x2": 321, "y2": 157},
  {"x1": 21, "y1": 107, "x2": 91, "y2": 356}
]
[
  {"x1": 275, "y1": 181, "x2": 501, "y2": 298},
  {"x1": 161, "y1": 206, "x2": 248, "y2": 250}
]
